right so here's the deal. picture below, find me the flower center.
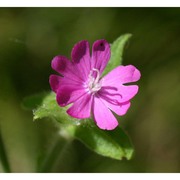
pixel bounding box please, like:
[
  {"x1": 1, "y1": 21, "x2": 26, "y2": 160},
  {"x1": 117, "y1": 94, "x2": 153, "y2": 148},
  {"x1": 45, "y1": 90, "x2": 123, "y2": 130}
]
[{"x1": 87, "y1": 68, "x2": 101, "y2": 93}]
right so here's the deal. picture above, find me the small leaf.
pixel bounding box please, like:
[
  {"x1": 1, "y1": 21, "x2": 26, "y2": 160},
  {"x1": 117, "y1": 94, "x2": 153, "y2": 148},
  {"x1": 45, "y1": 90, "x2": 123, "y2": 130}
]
[
  {"x1": 64, "y1": 124, "x2": 134, "y2": 160},
  {"x1": 33, "y1": 92, "x2": 80, "y2": 125},
  {"x1": 104, "y1": 34, "x2": 132, "y2": 75}
]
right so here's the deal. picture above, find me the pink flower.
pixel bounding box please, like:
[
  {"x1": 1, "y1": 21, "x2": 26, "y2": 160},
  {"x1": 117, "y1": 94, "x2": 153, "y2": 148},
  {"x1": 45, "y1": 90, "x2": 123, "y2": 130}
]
[{"x1": 49, "y1": 40, "x2": 141, "y2": 130}]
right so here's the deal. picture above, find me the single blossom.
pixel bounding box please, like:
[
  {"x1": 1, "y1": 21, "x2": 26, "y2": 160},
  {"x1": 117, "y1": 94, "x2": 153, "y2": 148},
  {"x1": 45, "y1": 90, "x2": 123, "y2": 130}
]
[{"x1": 49, "y1": 39, "x2": 141, "y2": 130}]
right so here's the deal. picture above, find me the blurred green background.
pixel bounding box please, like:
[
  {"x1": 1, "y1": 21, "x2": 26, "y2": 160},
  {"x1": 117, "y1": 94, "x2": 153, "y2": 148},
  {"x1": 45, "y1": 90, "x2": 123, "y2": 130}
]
[{"x1": 0, "y1": 8, "x2": 180, "y2": 172}]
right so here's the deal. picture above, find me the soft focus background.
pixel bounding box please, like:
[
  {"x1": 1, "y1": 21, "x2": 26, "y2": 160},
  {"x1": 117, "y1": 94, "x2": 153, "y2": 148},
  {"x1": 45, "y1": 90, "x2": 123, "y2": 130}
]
[{"x1": 0, "y1": 8, "x2": 180, "y2": 172}]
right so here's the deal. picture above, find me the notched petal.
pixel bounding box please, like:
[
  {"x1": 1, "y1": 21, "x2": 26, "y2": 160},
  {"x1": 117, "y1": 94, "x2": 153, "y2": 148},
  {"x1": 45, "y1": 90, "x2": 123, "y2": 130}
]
[
  {"x1": 100, "y1": 84, "x2": 139, "y2": 103},
  {"x1": 102, "y1": 65, "x2": 141, "y2": 86},
  {"x1": 51, "y1": 55, "x2": 71, "y2": 75},
  {"x1": 56, "y1": 86, "x2": 86, "y2": 107},
  {"x1": 71, "y1": 40, "x2": 90, "y2": 63},
  {"x1": 71, "y1": 40, "x2": 91, "y2": 80},
  {"x1": 91, "y1": 39, "x2": 111, "y2": 74},
  {"x1": 122, "y1": 65, "x2": 141, "y2": 84},
  {"x1": 49, "y1": 74, "x2": 61, "y2": 93},
  {"x1": 93, "y1": 40, "x2": 107, "y2": 51}
]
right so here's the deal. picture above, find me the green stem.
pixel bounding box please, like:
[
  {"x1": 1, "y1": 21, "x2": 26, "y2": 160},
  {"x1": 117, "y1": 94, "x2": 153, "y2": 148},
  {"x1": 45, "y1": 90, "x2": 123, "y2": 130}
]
[{"x1": 0, "y1": 132, "x2": 11, "y2": 173}]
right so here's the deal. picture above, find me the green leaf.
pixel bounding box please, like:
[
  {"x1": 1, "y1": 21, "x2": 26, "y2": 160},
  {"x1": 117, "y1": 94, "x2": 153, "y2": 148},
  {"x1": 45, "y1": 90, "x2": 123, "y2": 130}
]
[
  {"x1": 32, "y1": 92, "x2": 134, "y2": 160},
  {"x1": 103, "y1": 34, "x2": 132, "y2": 75},
  {"x1": 33, "y1": 92, "x2": 80, "y2": 125},
  {"x1": 64, "y1": 124, "x2": 134, "y2": 160}
]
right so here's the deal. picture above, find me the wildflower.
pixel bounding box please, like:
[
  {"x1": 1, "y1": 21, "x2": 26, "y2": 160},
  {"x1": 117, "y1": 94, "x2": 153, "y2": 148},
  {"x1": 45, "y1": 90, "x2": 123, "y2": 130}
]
[{"x1": 49, "y1": 40, "x2": 141, "y2": 130}]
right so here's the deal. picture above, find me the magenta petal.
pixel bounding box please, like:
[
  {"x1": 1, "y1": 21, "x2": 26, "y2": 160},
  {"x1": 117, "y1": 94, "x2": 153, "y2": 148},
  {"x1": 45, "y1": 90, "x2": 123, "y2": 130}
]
[
  {"x1": 57, "y1": 76, "x2": 83, "y2": 87},
  {"x1": 91, "y1": 39, "x2": 111, "y2": 75},
  {"x1": 51, "y1": 55, "x2": 71, "y2": 75},
  {"x1": 71, "y1": 40, "x2": 91, "y2": 80},
  {"x1": 71, "y1": 40, "x2": 90, "y2": 64},
  {"x1": 108, "y1": 101, "x2": 131, "y2": 116},
  {"x1": 56, "y1": 86, "x2": 86, "y2": 107},
  {"x1": 118, "y1": 85, "x2": 139, "y2": 102},
  {"x1": 51, "y1": 55, "x2": 83, "y2": 82},
  {"x1": 92, "y1": 96, "x2": 118, "y2": 130},
  {"x1": 49, "y1": 75, "x2": 61, "y2": 93},
  {"x1": 49, "y1": 73, "x2": 84, "y2": 93},
  {"x1": 102, "y1": 65, "x2": 141, "y2": 85},
  {"x1": 99, "y1": 85, "x2": 139, "y2": 103},
  {"x1": 67, "y1": 93, "x2": 92, "y2": 119},
  {"x1": 99, "y1": 96, "x2": 131, "y2": 116}
]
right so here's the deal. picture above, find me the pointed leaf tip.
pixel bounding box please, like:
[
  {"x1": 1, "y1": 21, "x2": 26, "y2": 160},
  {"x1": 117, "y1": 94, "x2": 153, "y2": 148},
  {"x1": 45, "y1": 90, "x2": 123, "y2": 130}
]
[{"x1": 104, "y1": 33, "x2": 132, "y2": 75}]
